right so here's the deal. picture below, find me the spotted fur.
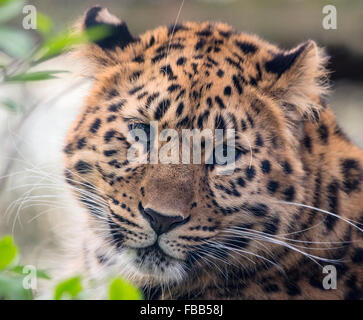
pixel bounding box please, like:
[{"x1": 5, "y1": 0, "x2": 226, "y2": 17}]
[{"x1": 62, "y1": 6, "x2": 363, "y2": 299}]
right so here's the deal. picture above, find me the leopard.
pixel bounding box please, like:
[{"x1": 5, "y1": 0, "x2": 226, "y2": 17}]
[{"x1": 61, "y1": 6, "x2": 363, "y2": 299}]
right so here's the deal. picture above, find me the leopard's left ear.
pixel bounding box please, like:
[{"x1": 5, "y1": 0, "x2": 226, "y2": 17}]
[
  {"x1": 82, "y1": 6, "x2": 135, "y2": 50},
  {"x1": 264, "y1": 40, "x2": 329, "y2": 120}
]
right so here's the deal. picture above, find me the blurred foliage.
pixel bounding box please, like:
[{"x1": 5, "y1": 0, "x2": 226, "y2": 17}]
[
  {"x1": 54, "y1": 276, "x2": 83, "y2": 300},
  {"x1": 109, "y1": 277, "x2": 143, "y2": 300},
  {"x1": 0, "y1": 235, "x2": 143, "y2": 300},
  {"x1": 0, "y1": 235, "x2": 18, "y2": 270},
  {"x1": 0, "y1": 235, "x2": 35, "y2": 299},
  {"x1": 5, "y1": 70, "x2": 68, "y2": 82},
  {"x1": 0, "y1": 0, "x2": 110, "y2": 112},
  {"x1": 0, "y1": 0, "x2": 25, "y2": 23}
]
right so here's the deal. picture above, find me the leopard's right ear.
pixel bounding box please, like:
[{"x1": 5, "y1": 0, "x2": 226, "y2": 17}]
[{"x1": 73, "y1": 6, "x2": 136, "y2": 73}]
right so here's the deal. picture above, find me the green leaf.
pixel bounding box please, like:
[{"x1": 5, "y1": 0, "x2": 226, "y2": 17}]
[
  {"x1": 0, "y1": 235, "x2": 18, "y2": 270},
  {"x1": 0, "y1": 0, "x2": 24, "y2": 23},
  {"x1": 10, "y1": 265, "x2": 51, "y2": 279},
  {"x1": 0, "y1": 273, "x2": 33, "y2": 300},
  {"x1": 0, "y1": 27, "x2": 34, "y2": 59},
  {"x1": 36, "y1": 12, "x2": 53, "y2": 36},
  {"x1": 33, "y1": 269, "x2": 51, "y2": 280},
  {"x1": 33, "y1": 25, "x2": 112, "y2": 64},
  {"x1": 108, "y1": 277, "x2": 143, "y2": 300},
  {"x1": 54, "y1": 276, "x2": 83, "y2": 300},
  {"x1": 0, "y1": 97, "x2": 19, "y2": 112},
  {"x1": 5, "y1": 70, "x2": 68, "y2": 82}
]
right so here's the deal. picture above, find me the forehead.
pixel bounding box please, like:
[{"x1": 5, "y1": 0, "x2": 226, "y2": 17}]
[{"x1": 93, "y1": 22, "x2": 277, "y2": 128}]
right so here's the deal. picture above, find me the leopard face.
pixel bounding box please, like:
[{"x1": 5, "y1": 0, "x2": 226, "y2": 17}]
[{"x1": 63, "y1": 7, "x2": 362, "y2": 297}]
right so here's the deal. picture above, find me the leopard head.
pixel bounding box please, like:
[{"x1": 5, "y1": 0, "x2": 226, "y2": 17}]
[{"x1": 63, "y1": 6, "x2": 328, "y2": 287}]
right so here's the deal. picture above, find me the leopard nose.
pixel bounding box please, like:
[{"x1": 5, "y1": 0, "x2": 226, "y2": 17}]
[{"x1": 142, "y1": 207, "x2": 189, "y2": 235}]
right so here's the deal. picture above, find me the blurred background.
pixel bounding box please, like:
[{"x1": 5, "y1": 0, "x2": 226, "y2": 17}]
[{"x1": 0, "y1": 0, "x2": 362, "y2": 272}]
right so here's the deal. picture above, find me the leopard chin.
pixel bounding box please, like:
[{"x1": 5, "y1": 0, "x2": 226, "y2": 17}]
[{"x1": 117, "y1": 246, "x2": 187, "y2": 286}]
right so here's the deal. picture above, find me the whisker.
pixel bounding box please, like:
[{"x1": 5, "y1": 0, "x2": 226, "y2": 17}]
[
  {"x1": 229, "y1": 225, "x2": 355, "y2": 245},
  {"x1": 163, "y1": 0, "x2": 185, "y2": 74},
  {"x1": 224, "y1": 230, "x2": 349, "y2": 252},
  {"x1": 204, "y1": 239, "x2": 284, "y2": 273},
  {"x1": 277, "y1": 201, "x2": 363, "y2": 232},
  {"x1": 223, "y1": 229, "x2": 341, "y2": 266}
]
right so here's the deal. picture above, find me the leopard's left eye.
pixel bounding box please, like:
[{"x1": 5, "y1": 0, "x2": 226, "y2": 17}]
[{"x1": 128, "y1": 123, "x2": 150, "y2": 143}]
